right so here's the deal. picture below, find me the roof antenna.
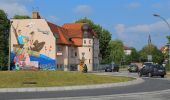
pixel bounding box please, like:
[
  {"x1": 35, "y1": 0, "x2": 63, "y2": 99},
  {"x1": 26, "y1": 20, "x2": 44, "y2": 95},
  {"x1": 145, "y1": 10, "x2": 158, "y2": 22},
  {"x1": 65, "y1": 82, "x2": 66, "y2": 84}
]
[{"x1": 32, "y1": 7, "x2": 39, "y2": 12}]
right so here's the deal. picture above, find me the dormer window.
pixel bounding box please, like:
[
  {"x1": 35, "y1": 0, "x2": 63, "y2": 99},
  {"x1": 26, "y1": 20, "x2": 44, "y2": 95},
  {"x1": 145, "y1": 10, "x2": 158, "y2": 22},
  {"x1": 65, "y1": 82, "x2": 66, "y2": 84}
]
[
  {"x1": 82, "y1": 24, "x2": 92, "y2": 38},
  {"x1": 84, "y1": 40, "x2": 86, "y2": 44},
  {"x1": 83, "y1": 31, "x2": 88, "y2": 38}
]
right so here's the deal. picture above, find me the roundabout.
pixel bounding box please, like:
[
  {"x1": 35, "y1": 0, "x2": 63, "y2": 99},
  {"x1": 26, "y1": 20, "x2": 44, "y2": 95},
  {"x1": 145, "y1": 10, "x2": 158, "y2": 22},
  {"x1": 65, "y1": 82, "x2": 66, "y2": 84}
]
[{"x1": 0, "y1": 71, "x2": 170, "y2": 100}]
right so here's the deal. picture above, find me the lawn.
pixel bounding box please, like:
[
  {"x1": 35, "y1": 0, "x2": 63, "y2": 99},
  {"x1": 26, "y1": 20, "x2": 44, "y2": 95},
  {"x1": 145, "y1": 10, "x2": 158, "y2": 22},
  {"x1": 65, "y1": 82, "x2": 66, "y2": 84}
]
[
  {"x1": 0, "y1": 71, "x2": 134, "y2": 88},
  {"x1": 167, "y1": 71, "x2": 170, "y2": 77}
]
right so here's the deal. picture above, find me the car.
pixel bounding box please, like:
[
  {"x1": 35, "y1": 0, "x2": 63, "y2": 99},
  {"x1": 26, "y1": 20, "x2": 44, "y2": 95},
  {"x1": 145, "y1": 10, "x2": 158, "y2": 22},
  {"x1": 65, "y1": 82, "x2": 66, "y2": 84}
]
[
  {"x1": 143, "y1": 62, "x2": 153, "y2": 67},
  {"x1": 105, "y1": 64, "x2": 119, "y2": 72},
  {"x1": 138, "y1": 64, "x2": 166, "y2": 78},
  {"x1": 128, "y1": 64, "x2": 138, "y2": 72}
]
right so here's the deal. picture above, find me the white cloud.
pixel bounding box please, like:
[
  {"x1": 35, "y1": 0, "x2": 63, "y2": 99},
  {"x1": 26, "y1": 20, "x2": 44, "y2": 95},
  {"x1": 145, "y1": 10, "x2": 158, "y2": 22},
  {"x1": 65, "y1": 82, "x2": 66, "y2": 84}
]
[
  {"x1": 127, "y1": 2, "x2": 141, "y2": 9},
  {"x1": 115, "y1": 19, "x2": 170, "y2": 34},
  {"x1": 0, "y1": 0, "x2": 31, "y2": 18},
  {"x1": 114, "y1": 19, "x2": 170, "y2": 49},
  {"x1": 152, "y1": 3, "x2": 162, "y2": 9},
  {"x1": 74, "y1": 5, "x2": 92, "y2": 16},
  {"x1": 126, "y1": 19, "x2": 170, "y2": 33}
]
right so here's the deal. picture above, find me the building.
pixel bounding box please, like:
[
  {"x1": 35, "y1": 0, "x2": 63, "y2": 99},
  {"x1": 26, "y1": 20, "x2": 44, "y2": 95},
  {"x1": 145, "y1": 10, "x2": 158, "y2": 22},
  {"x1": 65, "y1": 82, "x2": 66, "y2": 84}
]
[
  {"x1": 124, "y1": 46, "x2": 132, "y2": 55},
  {"x1": 10, "y1": 12, "x2": 99, "y2": 71}
]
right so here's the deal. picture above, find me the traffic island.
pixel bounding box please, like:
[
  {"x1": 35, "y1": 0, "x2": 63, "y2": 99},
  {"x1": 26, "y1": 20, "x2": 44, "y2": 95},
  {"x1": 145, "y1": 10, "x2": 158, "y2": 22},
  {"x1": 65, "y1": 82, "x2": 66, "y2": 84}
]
[{"x1": 0, "y1": 71, "x2": 144, "y2": 92}]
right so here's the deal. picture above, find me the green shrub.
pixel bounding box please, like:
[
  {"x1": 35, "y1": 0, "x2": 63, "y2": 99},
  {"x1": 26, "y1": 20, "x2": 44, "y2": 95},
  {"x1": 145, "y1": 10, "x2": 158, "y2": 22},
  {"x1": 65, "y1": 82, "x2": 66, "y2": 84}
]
[
  {"x1": 165, "y1": 64, "x2": 170, "y2": 71},
  {"x1": 83, "y1": 64, "x2": 88, "y2": 73}
]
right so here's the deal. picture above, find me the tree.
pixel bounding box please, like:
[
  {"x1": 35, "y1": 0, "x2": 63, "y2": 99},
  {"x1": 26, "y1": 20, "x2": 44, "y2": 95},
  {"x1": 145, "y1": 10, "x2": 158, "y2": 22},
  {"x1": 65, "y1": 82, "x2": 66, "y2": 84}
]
[
  {"x1": 75, "y1": 17, "x2": 111, "y2": 64},
  {"x1": 13, "y1": 15, "x2": 30, "y2": 19},
  {"x1": 109, "y1": 40, "x2": 124, "y2": 64},
  {"x1": 0, "y1": 9, "x2": 9, "y2": 70},
  {"x1": 139, "y1": 44, "x2": 164, "y2": 63},
  {"x1": 166, "y1": 36, "x2": 170, "y2": 43}
]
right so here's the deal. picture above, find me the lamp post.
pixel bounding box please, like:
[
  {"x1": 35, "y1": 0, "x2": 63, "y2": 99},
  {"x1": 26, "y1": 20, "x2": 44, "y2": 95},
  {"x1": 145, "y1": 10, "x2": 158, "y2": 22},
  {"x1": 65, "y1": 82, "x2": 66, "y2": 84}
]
[
  {"x1": 8, "y1": 20, "x2": 13, "y2": 71},
  {"x1": 153, "y1": 14, "x2": 170, "y2": 65},
  {"x1": 153, "y1": 14, "x2": 170, "y2": 31}
]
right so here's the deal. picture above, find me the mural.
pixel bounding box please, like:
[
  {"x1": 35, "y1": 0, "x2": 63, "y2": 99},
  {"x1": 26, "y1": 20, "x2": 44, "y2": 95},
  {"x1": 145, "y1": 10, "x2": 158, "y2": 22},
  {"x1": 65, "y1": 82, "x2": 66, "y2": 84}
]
[{"x1": 11, "y1": 22, "x2": 56, "y2": 70}]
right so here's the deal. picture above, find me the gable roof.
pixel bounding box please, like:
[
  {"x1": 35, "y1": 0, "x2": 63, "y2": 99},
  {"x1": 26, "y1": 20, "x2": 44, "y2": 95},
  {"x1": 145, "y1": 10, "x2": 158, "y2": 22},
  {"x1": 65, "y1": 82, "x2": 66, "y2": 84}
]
[
  {"x1": 63, "y1": 23, "x2": 97, "y2": 37},
  {"x1": 63, "y1": 23, "x2": 84, "y2": 30},
  {"x1": 124, "y1": 46, "x2": 131, "y2": 50},
  {"x1": 48, "y1": 22, "x2": 97, "y2": 46},
  {"x1": 48, "y1": 22, "x2": 83, "y2": 46},
  {"x1": 47, "y1": 22, "x2": 72, "y2": 45}
]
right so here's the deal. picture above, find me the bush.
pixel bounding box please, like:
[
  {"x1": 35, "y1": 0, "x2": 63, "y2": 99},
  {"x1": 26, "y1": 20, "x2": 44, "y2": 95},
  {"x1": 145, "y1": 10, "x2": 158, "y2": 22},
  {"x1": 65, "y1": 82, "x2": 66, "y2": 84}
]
[
  {"x1": 165, "y1": 64, "x2": 170, "y2": 71},
  {"x1": 83, "y1": 64, "x2": 88, "y2": 73}
]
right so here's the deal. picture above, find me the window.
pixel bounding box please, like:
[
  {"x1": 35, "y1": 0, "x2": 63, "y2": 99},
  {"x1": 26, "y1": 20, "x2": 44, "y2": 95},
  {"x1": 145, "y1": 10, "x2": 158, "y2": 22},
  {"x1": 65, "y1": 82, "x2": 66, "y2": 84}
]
[
  {"x1": 89, "y1": 48, "x2": 90, "y2": 52},
  {"x1": 83, "y1": 31, "x2": 88, "y2": 38},
  {"x1": 89, "y1": 40, "x2": 91, "y2": 44},
  {"x1": 89, "y1": 59, "x2": 90, "y2": 64},
  {"x1": 84, "y1": 40, "x2": 86, "y2": 44},
  {"x1": 75, "y1": 52, "x2": 77, "y2": 57},
  {"x1": 57, "y1": 46, "x2": 62, "y2": 51}
]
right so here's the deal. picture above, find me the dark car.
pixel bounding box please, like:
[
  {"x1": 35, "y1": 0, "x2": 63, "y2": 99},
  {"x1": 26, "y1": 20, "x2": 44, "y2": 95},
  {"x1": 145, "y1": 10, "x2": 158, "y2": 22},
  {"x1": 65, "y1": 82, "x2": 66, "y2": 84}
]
[
  {"x1": 128, "y1": 64, "x2": 138, "y2": 72},
  {"x1": 138, "y1": 64, "x2": 166, "y2": 78},
  {"x1": 143, "y1": 62, "x2": 153, "y2": 67},
  {"x1": 105, "y1": 64, "x2": 119, "y2": 72}
]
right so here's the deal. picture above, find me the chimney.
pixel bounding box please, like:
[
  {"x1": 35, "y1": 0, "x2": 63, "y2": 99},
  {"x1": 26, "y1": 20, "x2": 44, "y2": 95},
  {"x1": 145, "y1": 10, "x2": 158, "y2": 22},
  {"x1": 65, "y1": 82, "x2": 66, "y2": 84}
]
[{"x1": 32, "y1": 11, "x2": 41, "y2": 19}]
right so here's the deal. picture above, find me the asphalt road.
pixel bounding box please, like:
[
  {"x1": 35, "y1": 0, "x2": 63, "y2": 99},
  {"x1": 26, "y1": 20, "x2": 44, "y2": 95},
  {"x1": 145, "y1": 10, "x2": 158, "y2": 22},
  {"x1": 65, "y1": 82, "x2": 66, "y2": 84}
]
[{"x1": 0, "y1": 71, "x2": 170, "y2": 100}]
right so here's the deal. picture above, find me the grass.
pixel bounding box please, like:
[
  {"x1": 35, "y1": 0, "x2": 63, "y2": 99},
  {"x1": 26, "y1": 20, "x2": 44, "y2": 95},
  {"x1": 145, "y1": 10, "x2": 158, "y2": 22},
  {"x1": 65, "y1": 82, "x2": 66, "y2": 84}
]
[
  {"x1": 167, "y1": 71, "x2": 170, "y2": 78},
  {"x1": 0, "y1": 71, "x2": 134, "y2": 88}
]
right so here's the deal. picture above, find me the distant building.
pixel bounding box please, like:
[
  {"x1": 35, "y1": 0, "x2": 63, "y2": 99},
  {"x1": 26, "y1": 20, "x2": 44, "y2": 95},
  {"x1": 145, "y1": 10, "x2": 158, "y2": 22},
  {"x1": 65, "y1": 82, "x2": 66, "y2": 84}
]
[
  {"x1": 10, "y1": 12, "x2": 99, "y2": 71},
  {"x1": 160, "y1": 46, "x2": 168, "y2": 54},
  {"x1": 124, "y1": 46, "x2": 132, "y2": 55}
]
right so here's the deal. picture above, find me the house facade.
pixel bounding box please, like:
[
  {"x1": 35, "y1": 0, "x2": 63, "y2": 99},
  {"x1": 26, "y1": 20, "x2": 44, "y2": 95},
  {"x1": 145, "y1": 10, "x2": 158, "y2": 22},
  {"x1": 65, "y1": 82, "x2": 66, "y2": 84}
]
[
  {"x1": 124, "y1": 46, "x2": 132, "y2": 55},
  {"x1": 10, "y1": 12, "x2": 99, "y2": 71}
]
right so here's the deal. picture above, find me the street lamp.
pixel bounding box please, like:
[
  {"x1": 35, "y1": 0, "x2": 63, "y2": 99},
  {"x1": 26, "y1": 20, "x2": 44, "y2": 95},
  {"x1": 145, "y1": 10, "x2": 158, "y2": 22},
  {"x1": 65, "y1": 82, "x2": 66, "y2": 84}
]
[
  {"x1": 8, "y1": 20, "x2": 13, "y2": 71},
  {"x1": 153, "y1": 14, "x2": 170, "y2": 31},
  {"x1": 153, "y1": 14, "x2": 170, "y2": 65}
]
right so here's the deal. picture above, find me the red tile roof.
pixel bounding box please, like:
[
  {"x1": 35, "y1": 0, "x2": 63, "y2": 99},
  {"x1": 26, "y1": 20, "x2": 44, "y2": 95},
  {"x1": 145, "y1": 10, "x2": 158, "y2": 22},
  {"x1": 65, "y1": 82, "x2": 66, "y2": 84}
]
[
  {"x1": 48, "y1": 22, "x2": 96, "y2": 46},
  {"x1": 63, "y1": 23, "x2": 97, "y2": 37},
  {"x1": 47, "y1": 22, "x2": 72, "y2": 45},
  {"x1": 63, "y1": 23, "x2": 84, "y2": 30},
  {"x1": 124, "y1": 46, "x2": 131, "y2": 50}
]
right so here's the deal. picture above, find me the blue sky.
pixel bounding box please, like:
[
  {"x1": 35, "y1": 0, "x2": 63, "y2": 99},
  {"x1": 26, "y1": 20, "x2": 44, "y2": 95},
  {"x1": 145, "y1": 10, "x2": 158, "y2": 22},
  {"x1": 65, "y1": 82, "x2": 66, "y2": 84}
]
[{"x1": 1, "y1": 0, "x2": 170, "y2": 50}]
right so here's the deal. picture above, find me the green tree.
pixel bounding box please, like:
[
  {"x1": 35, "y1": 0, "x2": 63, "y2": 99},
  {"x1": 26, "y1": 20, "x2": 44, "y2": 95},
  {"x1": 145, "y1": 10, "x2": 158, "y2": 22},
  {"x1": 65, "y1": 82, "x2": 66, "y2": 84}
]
[
  {"x1": 139, "y1": 44, "x2": 164, "y2": 63},
  {"x1": 0, "y1": 9, "x2": 9, "y2": 70},
  {"x1": 125, "y1": 47, "x2": 139, "y2": 64},
  {"x1": 75, "y1": 17, "x2": 111, "y2": 64},
  {"x1": 109, "y1": 40, "x2": 124, "y2": 64},
  {"x1": 13, "y1": 15, "x2": 30, "y2": 19},
  {"x1": 166, "y1": 36, "x2": 170, "y2": 43}
]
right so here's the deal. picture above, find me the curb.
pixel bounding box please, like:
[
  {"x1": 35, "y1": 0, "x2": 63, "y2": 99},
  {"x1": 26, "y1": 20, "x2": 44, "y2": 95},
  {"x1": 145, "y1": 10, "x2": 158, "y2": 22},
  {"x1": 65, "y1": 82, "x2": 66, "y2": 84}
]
[{"x1": 0, "y1": 77, "x2": 144, "y2": 93}]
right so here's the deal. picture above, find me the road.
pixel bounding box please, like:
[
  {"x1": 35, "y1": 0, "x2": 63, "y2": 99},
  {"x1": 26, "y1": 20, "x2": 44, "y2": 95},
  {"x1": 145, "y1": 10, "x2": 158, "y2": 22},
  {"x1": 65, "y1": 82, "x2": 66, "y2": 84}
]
[{"x1": 0, "y1": 71, "x2": 170, "y2": 100}]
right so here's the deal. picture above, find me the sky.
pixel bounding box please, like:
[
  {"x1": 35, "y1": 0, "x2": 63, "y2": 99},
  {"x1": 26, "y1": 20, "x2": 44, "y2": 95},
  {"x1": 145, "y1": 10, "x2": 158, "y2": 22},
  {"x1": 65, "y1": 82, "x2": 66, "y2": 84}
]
[{"x1": 1, "y1": 0, "x2": 170, "y2": 50}]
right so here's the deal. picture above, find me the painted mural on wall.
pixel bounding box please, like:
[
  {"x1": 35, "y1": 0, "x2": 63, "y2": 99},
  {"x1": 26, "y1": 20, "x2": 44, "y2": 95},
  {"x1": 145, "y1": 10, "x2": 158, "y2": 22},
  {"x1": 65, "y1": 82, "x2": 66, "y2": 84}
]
[{"x1": 11, "y1": 22, "x2": 56, "y2": 70}]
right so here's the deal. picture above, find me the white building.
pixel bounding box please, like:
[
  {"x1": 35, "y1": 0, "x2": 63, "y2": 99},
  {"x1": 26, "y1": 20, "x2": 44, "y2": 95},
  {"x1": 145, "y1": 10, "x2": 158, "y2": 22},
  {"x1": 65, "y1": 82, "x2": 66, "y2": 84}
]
[
  {"x1": 48, "y1": 22, "x2": 100, "y2": 71},
  {"x1": 10, "y1": 11, "x2": 100, "y2": 71},
  {"x1": 124, "y1": 46, "x2": 132, "y2": 55}
]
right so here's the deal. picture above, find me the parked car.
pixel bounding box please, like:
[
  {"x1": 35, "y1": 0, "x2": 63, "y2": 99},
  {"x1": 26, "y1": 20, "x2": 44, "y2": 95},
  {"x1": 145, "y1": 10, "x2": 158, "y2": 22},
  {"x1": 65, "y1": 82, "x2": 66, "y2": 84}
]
[
  {"x1": 138, "y1": 64, "x2": 166, "y2": 78},
  {"x1": 128, "y1": 64, "x2": 138, "y2": 72},
  {"x1": 105, "y1": 64, "x2": 119, "y2": 72},
  {"x1": 143, "y1": 62, "x2": 153, "y2": 67}
]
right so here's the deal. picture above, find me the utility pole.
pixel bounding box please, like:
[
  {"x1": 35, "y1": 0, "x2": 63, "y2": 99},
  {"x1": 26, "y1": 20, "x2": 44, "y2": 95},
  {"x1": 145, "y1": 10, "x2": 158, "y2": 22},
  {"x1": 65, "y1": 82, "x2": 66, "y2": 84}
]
[{"x1": 8, "y1": 20, "x2": 13, "y2": 71}]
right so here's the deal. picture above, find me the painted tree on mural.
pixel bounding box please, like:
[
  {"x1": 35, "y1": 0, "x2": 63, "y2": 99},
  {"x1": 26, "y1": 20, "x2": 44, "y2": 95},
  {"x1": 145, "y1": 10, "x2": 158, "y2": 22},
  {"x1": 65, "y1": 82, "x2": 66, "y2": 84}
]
[
  {"x1": 0, "y1": 9, "x2": 9, "y2": 70},
  {"x1": 75, "y1": 18, "x2": 111, "y2": 64}
]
